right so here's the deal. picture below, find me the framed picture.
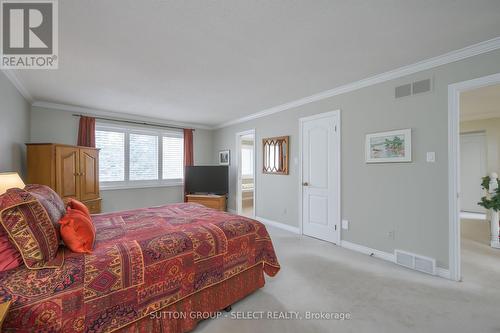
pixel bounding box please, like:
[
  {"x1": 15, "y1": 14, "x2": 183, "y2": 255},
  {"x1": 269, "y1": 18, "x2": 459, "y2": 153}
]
[
  {"x1": 365, "y1": 129, "x2": 411, "y2": 163},
  {"x1": 219, "y1": 150, "x2": 230, "y2": 165}
]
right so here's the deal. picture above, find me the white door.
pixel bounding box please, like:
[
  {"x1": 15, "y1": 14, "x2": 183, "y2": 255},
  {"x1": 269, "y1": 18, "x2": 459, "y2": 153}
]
[
  {"x1": 460, "y1": 132, "x2": 487, "y2": 213},
  {"x1": 301, "y1": 111, "x2": 340, "y2": 243}
]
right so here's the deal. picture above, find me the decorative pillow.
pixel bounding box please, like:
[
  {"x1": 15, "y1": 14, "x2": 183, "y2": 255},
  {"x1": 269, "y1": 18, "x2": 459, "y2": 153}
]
[
  {"x1": 24, "y1": 184, "x2": 65, "y2": 232},
  {"x1": 0, "y1": 188, "x2": 63, "y2": 269},
  {"x1": 67, "y1": 198, "x2": 91, "y2": 219},
  {"x1": 0, "y1": 226, "x2": 23, "y2": 272},
  {"x1": 59, "y1": 208, "x2": 95, "y2": 253}
]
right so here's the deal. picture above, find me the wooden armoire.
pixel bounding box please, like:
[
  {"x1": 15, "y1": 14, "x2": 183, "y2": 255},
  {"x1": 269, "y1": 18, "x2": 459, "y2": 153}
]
[{"x1": 26, "y1": 143, "x2": 102, "y2": 213}]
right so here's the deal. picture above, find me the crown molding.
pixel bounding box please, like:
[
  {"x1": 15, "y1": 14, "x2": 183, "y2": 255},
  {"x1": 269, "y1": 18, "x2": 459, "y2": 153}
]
[
  {"x1": 31, "y1": 101, "x2": 214, "y2": 130},
  {"x1": 4, "y1": 36, "x2": 500, "y2": 130},
  {"x1": 215, "y1": 36, "x2": 500, "y2": 129},
  {"x1": 1, "y1": 69, "x2": 33, "y2": 102}
]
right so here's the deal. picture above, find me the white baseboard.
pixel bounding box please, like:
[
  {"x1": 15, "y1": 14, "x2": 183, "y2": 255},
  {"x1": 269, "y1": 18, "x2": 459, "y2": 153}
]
[
  {"x1": 340, "y1": 240, "x2": 451, "y2": 280},
  {"x1": 340, "y1": 240, "x2": 396, "y2": 262},
  {"x1": 239, "y1": 213, "x2": 453, "y2": 280},
  {"x1": 228, "y1": 208, "x2": 237, "y2": 214},
  {"x1": 255, "y1": 216, "x2": 300, "y2": 234},
  {"x1": 436, "y1": 267, "x2": 451, "y2": 279},
  {"x1": 460, "y1": 211, "x2": 487, "y2": 220}
]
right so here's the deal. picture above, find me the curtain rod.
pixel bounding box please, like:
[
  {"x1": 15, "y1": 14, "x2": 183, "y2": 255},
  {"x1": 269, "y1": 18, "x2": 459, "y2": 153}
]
[{"x1": 72, "y1": 114, "x2": 195, "y2": 131}]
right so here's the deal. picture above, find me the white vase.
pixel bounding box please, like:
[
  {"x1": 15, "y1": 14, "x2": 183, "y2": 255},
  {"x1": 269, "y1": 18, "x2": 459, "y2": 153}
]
[{"x1": 491, "y1": 210, "x2": 500, "y2": 249}]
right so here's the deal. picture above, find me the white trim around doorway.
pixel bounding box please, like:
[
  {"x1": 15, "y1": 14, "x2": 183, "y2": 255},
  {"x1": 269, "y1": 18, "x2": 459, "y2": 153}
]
[
  {"x1": 235, "y1": 129, "x2": 256, "y2": 218},
  {"x1": 448, "y1": 72, "x2": 500, "y2": 282}
]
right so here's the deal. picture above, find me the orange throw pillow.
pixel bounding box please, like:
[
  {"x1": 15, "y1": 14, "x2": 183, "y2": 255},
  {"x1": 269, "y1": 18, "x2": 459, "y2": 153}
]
[
  {"x1": 67, "y1": 198, "x2": 91, "y2": 219},
  {"x1": 59, "y1": 208, "x2": 95, "y2": 254}
]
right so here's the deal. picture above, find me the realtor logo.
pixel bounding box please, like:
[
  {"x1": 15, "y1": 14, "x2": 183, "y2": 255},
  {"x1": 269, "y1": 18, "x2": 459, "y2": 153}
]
[{"x1": 1, "y1": 0, "x2": 58, "y2": 69}]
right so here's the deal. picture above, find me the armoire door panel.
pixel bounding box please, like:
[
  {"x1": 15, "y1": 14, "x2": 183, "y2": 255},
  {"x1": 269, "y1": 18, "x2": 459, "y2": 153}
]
[
  {"x1": 80, "y1": 148, "x2": 99, "y2": 201},
  {"x1": 55, "y1": 146, "x2": 80, "y2": 199},
  {"x1": 27, "y1": 144, "x2": 102, "y2": 213}
]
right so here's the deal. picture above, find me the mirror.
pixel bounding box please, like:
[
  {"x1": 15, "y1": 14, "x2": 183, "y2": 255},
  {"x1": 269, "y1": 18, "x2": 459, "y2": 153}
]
[{"x1": 262, "y1": 136, "x2": 289, "y2": 175}]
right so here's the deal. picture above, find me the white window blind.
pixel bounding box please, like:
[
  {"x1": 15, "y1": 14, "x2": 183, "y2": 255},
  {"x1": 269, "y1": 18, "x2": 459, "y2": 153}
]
[
  {"x1": 162, "y1": 136, "x2": 184, "y2": 180},
  {"x1": 130, "y1": 133, "x2": 158, "y2": 180},
  {"x1": 95, "y1": 123, "x2": 184, "y2": 189},
  {"x1": 95, "y1": 130, "x2": 125, "y2": 182}
]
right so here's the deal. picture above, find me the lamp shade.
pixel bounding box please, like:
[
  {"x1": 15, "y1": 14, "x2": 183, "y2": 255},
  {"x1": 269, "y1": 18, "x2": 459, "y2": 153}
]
[{"x1": 0, "y1": 172, "x2": 26, "y2": 195}]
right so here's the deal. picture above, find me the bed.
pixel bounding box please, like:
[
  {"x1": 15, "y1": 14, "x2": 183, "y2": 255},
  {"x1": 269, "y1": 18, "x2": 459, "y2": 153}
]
[{"x1": 0, "y1": 203, "x2": 280, "y2": 332}]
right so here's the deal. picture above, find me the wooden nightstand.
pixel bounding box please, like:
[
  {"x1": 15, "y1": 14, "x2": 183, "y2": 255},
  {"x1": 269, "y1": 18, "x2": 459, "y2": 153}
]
[
  {"x1": 186, "y1": 194, "x2": 227, "y2": 211},
  {"x1": 0, "y1": 300, "x2": 11, "y2": 330}
]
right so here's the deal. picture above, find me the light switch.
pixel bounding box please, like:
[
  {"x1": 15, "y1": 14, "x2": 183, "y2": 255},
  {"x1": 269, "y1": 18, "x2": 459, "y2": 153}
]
[
  {"x1": 426, "y1": 152, "x2": 436, "y2": 163},
  {"x1": 342, "y1": 219, "x2": 349, "y2": 230}
]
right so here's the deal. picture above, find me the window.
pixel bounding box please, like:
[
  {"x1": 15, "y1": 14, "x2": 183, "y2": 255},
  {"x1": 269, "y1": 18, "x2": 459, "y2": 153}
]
[
  {"x1": 162, "y1": 136, "x2": 184, "y2": 179},
  {"x1": 95, "y1": 130, "x2": 125, "y2": 182},
  {"x1": 95, "y1": 123, "x2": 184, "y2": 189},
  {"x1": 129, "y1": 133, "x2": 158, "y2": 180}
]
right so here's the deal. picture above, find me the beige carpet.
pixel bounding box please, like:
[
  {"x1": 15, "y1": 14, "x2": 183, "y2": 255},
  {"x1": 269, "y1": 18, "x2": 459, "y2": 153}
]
[{"x1": 195, "y1": 220, "x2": 500, "y2": 333}]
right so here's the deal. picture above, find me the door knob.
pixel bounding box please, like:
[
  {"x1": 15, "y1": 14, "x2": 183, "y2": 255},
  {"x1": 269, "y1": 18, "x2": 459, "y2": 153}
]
[{"x1": 302, "y1": 182, "x2": 309, "y2": 186}]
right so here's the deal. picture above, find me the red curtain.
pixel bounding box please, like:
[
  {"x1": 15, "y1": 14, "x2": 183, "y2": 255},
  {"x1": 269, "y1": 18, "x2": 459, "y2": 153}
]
[
  {"x1": 77, "y1": 116, "x2": 96, "y2": 147},
  {"x1": 183, "y1": 129, "x2": 194, "y2": 167},
  {"x1": 183, "y1": 129, "x2": 194, "y2": 201}
]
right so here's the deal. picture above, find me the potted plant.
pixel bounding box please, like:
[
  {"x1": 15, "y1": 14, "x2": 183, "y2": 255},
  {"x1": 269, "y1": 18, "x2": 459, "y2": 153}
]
[
  {"x1": 478, "y1": 175, "x2": 500, "y2": 211},
  {"x1": 478, "y1": 175, "x2": 500, "y2": 249}
]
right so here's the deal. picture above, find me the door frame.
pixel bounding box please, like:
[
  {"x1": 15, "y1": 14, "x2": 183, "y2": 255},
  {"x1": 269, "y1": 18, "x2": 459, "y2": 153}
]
[
  {"x1": 235, "y1": 129, "x2": 256, "y2": 217},
  {"x1": 448, "y1": 72, "x2": 500, "y2": 281},
  {"x1": 298, "y1": 110, "x2": 341, "y2": 244}
]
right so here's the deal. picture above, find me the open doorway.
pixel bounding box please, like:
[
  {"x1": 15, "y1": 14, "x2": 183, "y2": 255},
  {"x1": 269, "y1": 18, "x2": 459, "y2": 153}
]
[
  {"x1": 453, "y1": 80, "x2": 500, "y2": 282},
  {"x1": 236, "y1": 130, "x2": 255, "y2": 218}
]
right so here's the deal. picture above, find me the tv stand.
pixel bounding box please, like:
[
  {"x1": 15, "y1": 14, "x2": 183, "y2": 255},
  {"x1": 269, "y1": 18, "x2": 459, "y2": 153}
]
[{"x1": 186, "y1": 194, "x2": 227, "y2": 211}]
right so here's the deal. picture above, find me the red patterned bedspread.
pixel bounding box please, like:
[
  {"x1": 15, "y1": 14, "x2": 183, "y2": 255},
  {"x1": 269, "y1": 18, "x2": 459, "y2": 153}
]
[{"x1": 0, "y1": 203, "x2": 280, "y2": 332}]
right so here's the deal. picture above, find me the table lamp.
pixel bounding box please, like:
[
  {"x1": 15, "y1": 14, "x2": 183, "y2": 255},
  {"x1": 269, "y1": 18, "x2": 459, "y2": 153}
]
[{"x1": 0, "y1": 172, "x2": 26, "y2": 195}]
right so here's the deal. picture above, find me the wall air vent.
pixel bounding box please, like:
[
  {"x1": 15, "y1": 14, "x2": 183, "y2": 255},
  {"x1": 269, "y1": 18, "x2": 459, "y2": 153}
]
[
  {"x1": 395, "y1": 78, "x2": 432, "y2": 99},
  {"x1": 395, "y1": 250, "x2": 436, "y2": 275},
  {"x1": 412, "y1": 79, "x2": 431, "y2": 94},
  {"x1": 395, "y1": 83, "x2": 412, "y2": 98}
]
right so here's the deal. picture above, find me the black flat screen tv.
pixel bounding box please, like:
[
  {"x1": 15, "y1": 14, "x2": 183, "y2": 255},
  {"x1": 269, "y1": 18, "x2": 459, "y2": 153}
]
[{"x1": 185, "y1": 166, "x2": 228, "y2": 195}]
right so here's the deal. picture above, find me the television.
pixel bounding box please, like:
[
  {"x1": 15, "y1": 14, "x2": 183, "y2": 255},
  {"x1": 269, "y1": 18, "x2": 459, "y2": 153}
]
[{"x1": 185, "y1": 166, "x2": 228, "y2": 195}]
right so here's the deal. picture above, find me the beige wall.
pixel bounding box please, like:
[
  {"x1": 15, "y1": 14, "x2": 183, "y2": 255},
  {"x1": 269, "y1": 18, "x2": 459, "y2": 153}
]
[
  {"x1": 30, "y1": 106, "x2": 214, "y2": 212},
  {"x1": 0, "y1": 72, "x2": 30, "y2": 177},
  {"x1": 213, "y1": 49, "x2": 500, "y2": 269},
  {"x1": 460, "y1": 118, "x2": 500, "y2": 174}
]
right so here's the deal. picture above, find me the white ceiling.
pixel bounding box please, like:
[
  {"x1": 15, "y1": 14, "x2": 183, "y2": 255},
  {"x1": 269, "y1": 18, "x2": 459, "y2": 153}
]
[
  {"x1": 11, "y1": 0, "x2": 500, "y2": 127},
  {"x1": 461, "y1": 84, "x2": 500, "y2": 121}
]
